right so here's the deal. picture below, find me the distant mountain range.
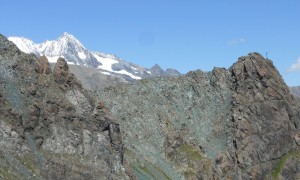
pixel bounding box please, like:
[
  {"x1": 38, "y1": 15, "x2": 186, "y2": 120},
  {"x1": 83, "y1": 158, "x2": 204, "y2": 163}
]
[
  {"x1": 290, "y1": 86, "x2": 300, "y2": 97},
  {"x1": 8, "y1": 32, "x2": 181, "y2": 82},
  {"x1": 290, "y1": 86, "x2": 300, "y2": 105}
]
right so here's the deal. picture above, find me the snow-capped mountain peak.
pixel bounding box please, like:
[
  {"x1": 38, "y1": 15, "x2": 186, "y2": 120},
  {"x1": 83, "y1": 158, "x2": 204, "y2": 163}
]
[
  {"x1": 8, "y1": 36, "x2": 39, "y2": 54},
  {"x1": 8, "y1": 32, "x2": 181, "y2": 82},
  {"x1": 36, "y1": 32, "x2": 90, "y2": 65},
  {"x1": 58, "y1": 32, "x2": 86, "y2": 49}
]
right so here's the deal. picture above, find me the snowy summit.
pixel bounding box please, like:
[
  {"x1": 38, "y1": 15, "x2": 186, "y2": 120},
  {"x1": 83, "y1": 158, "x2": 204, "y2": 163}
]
[{"x1": 8, "y1": 32, "x2": 180, "y2": 81}]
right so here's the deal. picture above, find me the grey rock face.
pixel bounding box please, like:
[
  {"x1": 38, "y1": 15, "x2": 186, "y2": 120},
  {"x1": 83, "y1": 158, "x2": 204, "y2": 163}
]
[
  {"x1": 98, "y1": 52, "x2": 300, "y2": 179},
  {"x1": 165, "y1": 68, "x2": 181, "y2": 76},
  {"x1": 99, "y1": 68, "x2": 235, "y2": 179},
  {"x1": 148, "y1": 64, "x2": 180, "y2": 77},
  {"x1": 290, "y1": 86, "x2": 300, "y2": 106},
  {"x1": 149, "y1": 64, "x2": 165, "y2": 76},
  {"x1": 0, "y1": 34, "x2": 126, "y2": 179},
  {"x1": 230, "y1": 53, "x2": 300, "y2": 179},
  {"x1": 290, "y1": 86, "x2": 300, "y2": 98},
  {"x1": 65, "y1": 89, "x2": 93, "y2": 117}
]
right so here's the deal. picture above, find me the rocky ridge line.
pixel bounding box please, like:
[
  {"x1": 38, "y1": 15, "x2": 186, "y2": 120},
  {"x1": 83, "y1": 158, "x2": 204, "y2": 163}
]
[
  {"x1": 0, "y1": 34, "x2": 126, "y2": 179},
  {"x1": 98, "y1": 52, "x2": 300, "y2": 179}
]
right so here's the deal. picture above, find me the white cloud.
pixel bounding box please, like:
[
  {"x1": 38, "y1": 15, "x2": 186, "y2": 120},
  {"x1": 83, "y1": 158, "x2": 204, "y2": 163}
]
[
  {"x1": 227, "y1": 38, "x2": 246, "y2": 45},
  {"x1": 288, "y1": 57, "x2": 300, "y2": 72}
]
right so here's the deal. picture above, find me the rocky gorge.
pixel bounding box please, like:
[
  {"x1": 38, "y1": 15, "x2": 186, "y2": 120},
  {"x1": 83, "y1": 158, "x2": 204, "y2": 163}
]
[{"x1": 1, "y1": 33, "x2": 300, "y2": 179}]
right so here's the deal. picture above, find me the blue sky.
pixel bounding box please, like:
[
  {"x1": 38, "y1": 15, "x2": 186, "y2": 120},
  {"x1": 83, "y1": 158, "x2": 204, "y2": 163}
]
[{"x1": 1, "y1": 0, "x2": 300, "y2": 86}]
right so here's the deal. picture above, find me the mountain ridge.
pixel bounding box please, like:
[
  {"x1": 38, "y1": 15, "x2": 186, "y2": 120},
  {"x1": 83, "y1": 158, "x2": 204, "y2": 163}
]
[
  {"x1": 1, "y1": 33, "x2": 300, "y2": 179},
  {"x1": 8, "y1": 33, "x2": 181, "y2": 82},
  {"x1": 98, "y1": 52, "x2": 300, "y2": 179}
]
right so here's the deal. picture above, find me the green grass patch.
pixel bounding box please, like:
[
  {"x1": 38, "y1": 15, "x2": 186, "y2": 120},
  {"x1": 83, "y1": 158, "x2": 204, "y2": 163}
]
[
  {"x1": 130, "y1": 160, "x2": 171, "y2": 180},
  {"x1": 272, "y1": 150, "x2": 300, "y2": 180},
  {"x1": 175, "y1": 144, "x2": 203, "y2": 161},
  {"x1": 184, "y1": 168, "x2": 197, "y2": 178},
  {"x1": 15, "y1": 152, "x2": 41, "y2": 177},
  {"x1": 0, "y1": 167, "x2": 20, "y2": 180}
]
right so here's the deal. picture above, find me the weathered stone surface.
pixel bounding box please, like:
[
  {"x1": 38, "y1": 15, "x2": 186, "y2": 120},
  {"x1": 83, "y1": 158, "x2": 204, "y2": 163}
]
[
  {"x1": 0, "y1": 34, "x2": 126, "y2": 179},
  {"x1": 230, "y1": 53, "x2": 300, "y2": 178},
  {"x1": 37, "y1": 55, "x2": 51, "y2": 74},
  {"x1": 99, "y1": 67, "x2": 235, "y2": 179},
  {"x1": 98, "y1": 52, "x2": 300, "y2": 179},
  {"x1": 280, "y1": 156, "x2": 300, "y2": 179},
  {"x1": 53, "y1": 57, "x2": 82, "y2": 89}
]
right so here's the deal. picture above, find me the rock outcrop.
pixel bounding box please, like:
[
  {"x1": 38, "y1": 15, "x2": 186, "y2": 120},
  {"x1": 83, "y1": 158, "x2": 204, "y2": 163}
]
[
  {"x1": 149, "y1": 64, "x2": 181, "y2": 77},
  {"x1": 0, "y1": 34, "x2": 126, "y2": 179},
  {"x1": 230, "y1": 53, "x2": 300, "y2": 179},
  {"x1": 98, "y1": 53, "x2": 300, "y2": 179}
]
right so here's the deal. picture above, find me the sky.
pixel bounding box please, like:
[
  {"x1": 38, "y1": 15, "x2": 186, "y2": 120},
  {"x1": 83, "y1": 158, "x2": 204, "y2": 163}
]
[{"x1": 1, "y1": 0, "x2": 300, "y2": 86}]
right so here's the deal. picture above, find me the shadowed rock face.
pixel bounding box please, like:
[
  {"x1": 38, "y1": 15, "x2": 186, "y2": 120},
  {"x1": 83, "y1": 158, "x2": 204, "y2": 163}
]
[
  {"x1": 98, "y1": 52, "x2": 300, "y2": 179},
  {"x1": 0, "y1": 34, "x2": 126, "y2": 179}
]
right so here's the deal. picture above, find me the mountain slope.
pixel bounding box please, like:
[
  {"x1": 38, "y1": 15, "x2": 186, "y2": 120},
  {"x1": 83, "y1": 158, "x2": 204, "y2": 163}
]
[
  {"x1": 8, "y1": 33, "x2": 181, "y2": 82},
  {"x1": 0, "y1": 34, "x2": 126, "y2": 179},
  {"x1": 4, "y1": 31, "x2": 300, "y2": 179},
  {"x1": 98, "y1": 52, "x2": 300, "y2": 179}
]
